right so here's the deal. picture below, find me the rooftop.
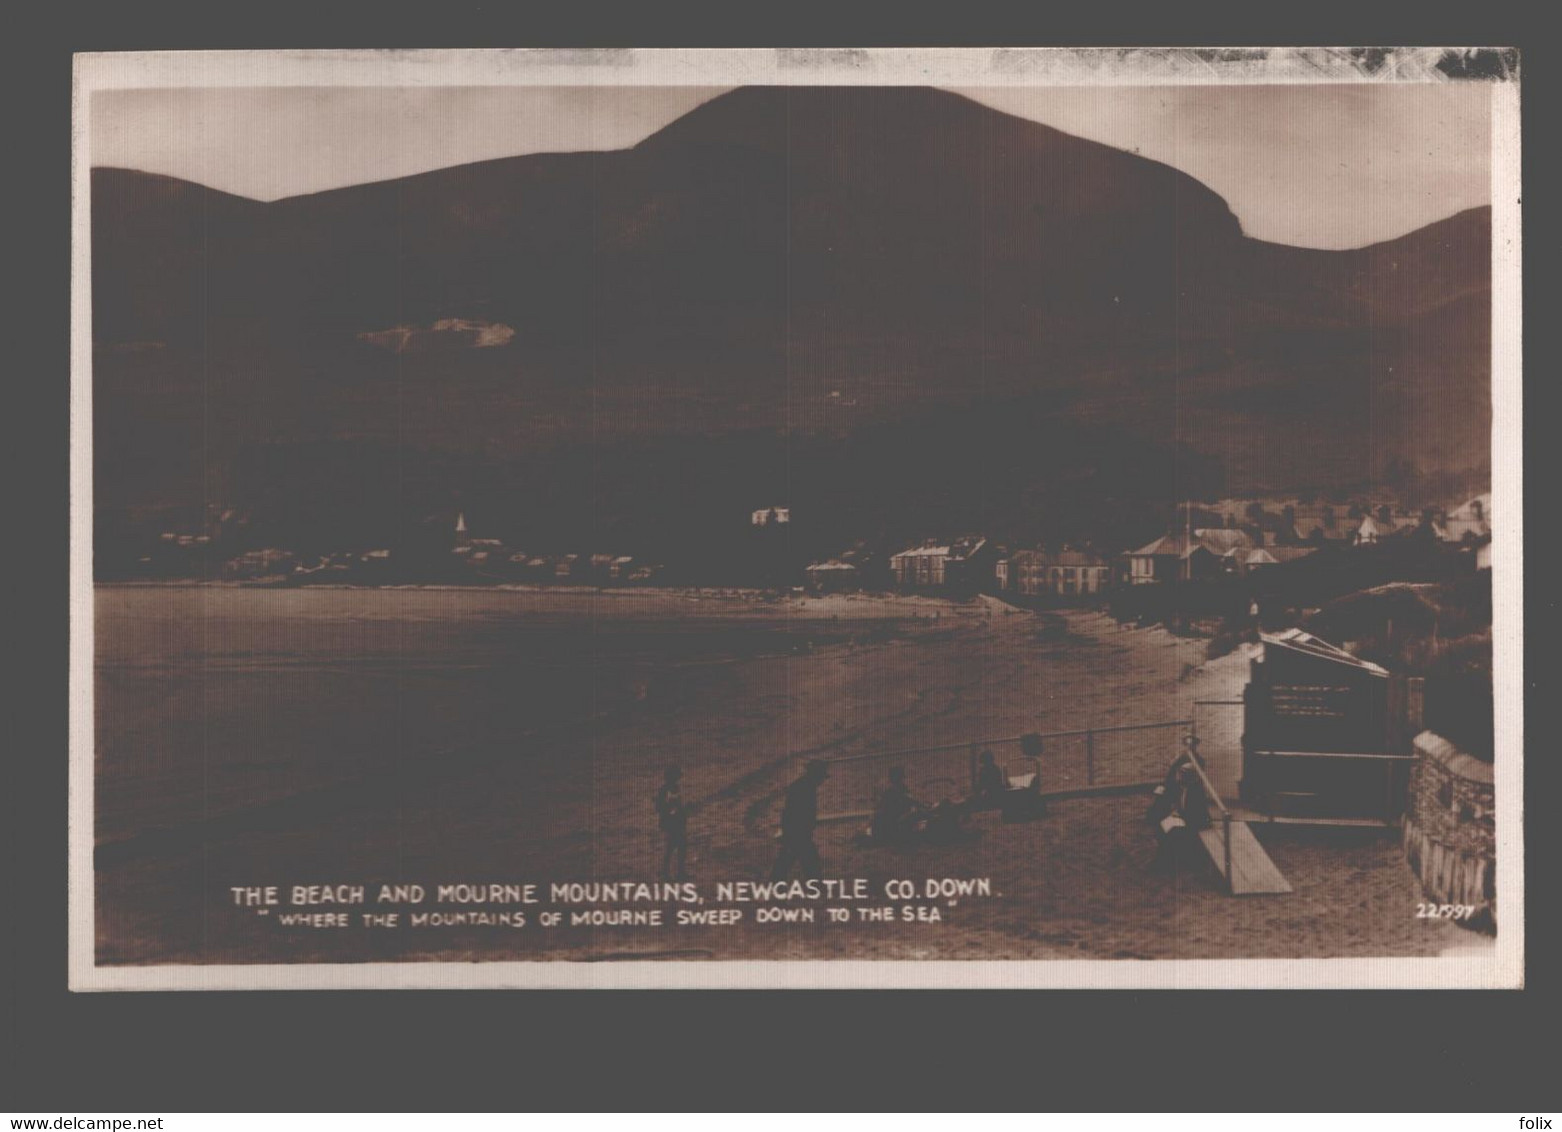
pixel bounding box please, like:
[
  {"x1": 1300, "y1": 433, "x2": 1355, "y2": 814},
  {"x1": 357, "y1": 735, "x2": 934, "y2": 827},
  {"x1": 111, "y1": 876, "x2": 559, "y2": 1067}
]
[
  {"x1": 1262, "y1": 628, "x2": 1389, "y2": 677},
  {"x1": 892, "y1": 535, "x2": 988, "y2": 561}
]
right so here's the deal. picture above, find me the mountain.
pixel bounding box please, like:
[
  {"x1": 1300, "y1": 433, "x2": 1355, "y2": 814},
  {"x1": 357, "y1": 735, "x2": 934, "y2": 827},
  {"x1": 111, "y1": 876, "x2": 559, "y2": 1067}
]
[{"x1": 90, "y1": 86, "x2": 1490, "y2": 556}]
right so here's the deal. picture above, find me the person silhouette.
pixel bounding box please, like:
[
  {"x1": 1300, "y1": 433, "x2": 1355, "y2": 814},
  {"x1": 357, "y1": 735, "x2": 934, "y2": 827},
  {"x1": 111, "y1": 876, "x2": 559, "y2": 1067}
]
[
  {"x1": 871, "y1": 767, "x2": 924, "y2": 844},
  {"x1": 974, "y1": 749, "x2": 1008, "y2": 801},
  {"x1": 654, "y1": 766, "x2": 689, "y2": 881},
  {"x1": 771, "y1": 761, "x2": 828, "y2": 880}
]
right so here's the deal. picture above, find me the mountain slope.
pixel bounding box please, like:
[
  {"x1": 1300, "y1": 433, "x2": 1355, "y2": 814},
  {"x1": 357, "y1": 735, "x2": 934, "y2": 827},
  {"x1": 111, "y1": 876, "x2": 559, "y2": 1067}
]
[{"x1": 89, "y1": 85, "x2": 1491, "y2": 544}]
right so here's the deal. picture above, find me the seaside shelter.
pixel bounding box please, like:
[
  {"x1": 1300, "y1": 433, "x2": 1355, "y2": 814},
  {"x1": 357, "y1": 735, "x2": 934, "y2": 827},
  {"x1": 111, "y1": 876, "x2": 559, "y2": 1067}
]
[{"x1": 1237, "y1": 629, "x2": 1421, "y2": 825}]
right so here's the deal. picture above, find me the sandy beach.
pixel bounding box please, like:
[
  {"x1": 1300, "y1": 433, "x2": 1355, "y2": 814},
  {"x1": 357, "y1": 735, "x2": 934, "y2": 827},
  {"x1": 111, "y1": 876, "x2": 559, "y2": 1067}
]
[{"x1": 93, "y1": 585, "x2": 1471, "y2": 964}]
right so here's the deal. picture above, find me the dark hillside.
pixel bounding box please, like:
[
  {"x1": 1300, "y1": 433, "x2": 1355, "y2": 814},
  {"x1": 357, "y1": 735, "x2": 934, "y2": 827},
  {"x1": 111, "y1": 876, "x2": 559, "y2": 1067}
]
[{"x1": 90, "y1": 86, "x2": 1492, "y2": 564}]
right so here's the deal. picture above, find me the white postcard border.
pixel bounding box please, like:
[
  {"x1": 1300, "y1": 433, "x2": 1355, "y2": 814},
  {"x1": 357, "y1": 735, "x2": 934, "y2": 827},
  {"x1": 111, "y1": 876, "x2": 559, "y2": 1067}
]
[{"x1": 69, "y1": 47, "x2": 1523, "y2": 992}]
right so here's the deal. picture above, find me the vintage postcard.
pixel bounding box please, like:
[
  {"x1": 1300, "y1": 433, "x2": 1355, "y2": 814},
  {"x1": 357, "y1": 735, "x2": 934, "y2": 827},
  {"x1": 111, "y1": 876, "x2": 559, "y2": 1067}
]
[{"x1": 70, "y1": 47, "x2": 1522, "y2": 989}]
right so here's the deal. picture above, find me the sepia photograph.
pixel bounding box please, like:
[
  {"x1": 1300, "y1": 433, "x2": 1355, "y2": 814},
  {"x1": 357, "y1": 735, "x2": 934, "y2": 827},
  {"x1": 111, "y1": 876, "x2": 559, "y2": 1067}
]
[{"x1": 69, "y1": 46, "x2": 1522, "y2": 990}]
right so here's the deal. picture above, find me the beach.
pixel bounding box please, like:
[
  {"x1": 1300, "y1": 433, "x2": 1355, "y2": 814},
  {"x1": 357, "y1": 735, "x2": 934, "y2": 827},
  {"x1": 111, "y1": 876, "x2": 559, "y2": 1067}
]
[{"x1": 93, "y1": 584, "x2": 1470, "y2": 964}]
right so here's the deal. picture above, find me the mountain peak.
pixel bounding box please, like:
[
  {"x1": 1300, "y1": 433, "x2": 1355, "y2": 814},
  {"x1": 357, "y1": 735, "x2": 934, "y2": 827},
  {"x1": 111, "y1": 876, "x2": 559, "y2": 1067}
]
[{"x1": 632, "y1": 83, "x2": 1244, "y2": 272}]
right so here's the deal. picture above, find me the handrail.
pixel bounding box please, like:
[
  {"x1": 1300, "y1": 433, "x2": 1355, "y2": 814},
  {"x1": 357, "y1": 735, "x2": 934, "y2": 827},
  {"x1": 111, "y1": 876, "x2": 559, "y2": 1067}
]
[
  {"x1": 819, "y1": 719, "x2": 1193, "y2": 766},
  {"x1": 1173, "y1": 748, "x2": 1231, "y2": 820},
  {"x1": 1249, "y1": 749, "x2": 1416, "y2": 761},
  {"x1": 1171, "y1": 747, "x2": 1236, "y2": 890}
]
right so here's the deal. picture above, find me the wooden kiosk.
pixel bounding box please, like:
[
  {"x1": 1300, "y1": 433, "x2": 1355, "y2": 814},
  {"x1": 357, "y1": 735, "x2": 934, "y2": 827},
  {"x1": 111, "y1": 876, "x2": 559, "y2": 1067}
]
[{"x1": 1238, "y1": 629, "x2": 1420, "y2": 826}]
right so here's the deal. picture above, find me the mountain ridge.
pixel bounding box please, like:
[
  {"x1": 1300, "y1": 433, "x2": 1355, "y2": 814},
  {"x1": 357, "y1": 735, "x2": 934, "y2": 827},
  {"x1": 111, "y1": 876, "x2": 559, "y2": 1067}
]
[
  {"x1": 92, "y1": 163, "x2": 1490, "y2": 256},
  {"x1": 89, "y1": 85, "x2": 1491, "y2": 553}
]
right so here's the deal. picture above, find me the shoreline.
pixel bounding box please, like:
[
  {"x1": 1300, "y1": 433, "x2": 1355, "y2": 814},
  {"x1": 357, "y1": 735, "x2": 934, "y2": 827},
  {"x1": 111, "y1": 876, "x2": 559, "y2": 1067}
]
[
  {"x1": 95, "y1": 579, "x2": 934, "y2": 599},
  {"x1": 93, "y1": 581, "x2": 1049, "y2": 624}
]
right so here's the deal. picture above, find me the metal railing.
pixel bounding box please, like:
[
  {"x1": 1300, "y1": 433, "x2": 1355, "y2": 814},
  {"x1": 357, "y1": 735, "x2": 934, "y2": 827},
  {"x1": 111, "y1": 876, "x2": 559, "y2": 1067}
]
[{"x1": 812, "y1": 719, "x2": 1193, "y2": 821}]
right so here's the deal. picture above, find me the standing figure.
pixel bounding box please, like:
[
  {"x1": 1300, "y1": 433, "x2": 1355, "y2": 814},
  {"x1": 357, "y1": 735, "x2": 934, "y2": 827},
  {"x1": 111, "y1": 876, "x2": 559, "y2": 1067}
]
[
  {"x1": 654, "y1": 766, "x2": 689, "y2": 881},
  {"x1": 870, "y1": 767, "x2": 925, "y2": 844},
  {"x1": 974, "y1": 749, "x2": 1009, "y2": 802},
  {"x1": 771, "y1": 760, "x2": 829, "y2": 880}
]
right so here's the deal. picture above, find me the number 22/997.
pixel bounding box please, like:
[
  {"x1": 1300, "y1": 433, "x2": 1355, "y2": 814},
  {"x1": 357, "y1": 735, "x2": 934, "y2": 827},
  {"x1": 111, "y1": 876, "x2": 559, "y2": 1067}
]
[{"x1": 1417, "y1": 903, "x2": 1477, "y2": 920}]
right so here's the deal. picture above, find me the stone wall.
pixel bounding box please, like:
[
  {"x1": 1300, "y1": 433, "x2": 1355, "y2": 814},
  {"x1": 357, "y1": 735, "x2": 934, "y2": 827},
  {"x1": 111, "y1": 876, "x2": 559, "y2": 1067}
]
[{"x1": 1402, "y1": 730, "x2": 1496, "y2": 930}]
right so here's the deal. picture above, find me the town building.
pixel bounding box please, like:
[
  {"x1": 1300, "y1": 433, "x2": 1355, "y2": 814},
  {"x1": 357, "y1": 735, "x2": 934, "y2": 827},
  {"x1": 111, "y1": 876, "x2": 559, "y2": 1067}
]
[
  {"x1": 1205, "y1": 500, "x2": 1380, "y2": 545},
  {"x1": 1286, "y1": 516, "x2": 1345, "y2": 545},
  {"x1": 1435, "y1": 493, "x2": 1491, "y2": 544},
  {"x1": 1125, "y1": 535, "x2": 1191, "y2": 584},
  {"x1": 1349, "y1": 511, "x2": 1422, "y2": 545},
  {"x1": 889, "y1": 536, "x2": 992, "y2": 593},
  {"x1": 1238, "y1": 545, "x2": 1318, "y2": 574},
  {"x1": 1124, "y1": 529, "x2": 1255, "y2": 584},
  {"x1": 1193, "y1": 528, "x2": 1254, "y2": 561},
  {"x1": 221, "y1": 547, "x2": 297, "y2": 579},
  {"x1": 805, "y1": 560, "x2": 862, "y2": 594},
  {"x1": 1003, "y1": 549, "x2": 1112, "y2": 598}
]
